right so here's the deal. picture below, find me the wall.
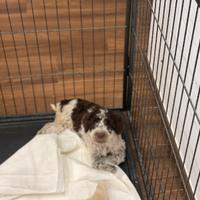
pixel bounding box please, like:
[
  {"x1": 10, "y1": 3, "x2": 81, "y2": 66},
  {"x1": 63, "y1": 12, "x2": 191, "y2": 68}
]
[{"x1": 148, "y1": 0, "x2": 200, "y2": 198}]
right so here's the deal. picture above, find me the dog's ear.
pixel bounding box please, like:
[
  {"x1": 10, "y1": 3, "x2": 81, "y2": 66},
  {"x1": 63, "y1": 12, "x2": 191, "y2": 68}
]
[
  {"x1": 112, "y1": 112, "x2": 124, "y2": 134},
  {"x1": 50, "y1": 104, "x2": 57, "y2": 112},
  {"x1": 105, "y1": 111, "x2": 124, "y2": 135},
  {"x1": 50, "y1": 103, "x2": 61, "y2": 112}
]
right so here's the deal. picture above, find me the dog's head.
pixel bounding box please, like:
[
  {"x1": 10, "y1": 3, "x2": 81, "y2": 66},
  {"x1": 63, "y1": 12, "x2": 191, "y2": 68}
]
[
  {"x1": 81, "y1": 107, "x2": 124, "y2": 144},
  {"x1": 50, "y1": 99, "x2": 124, "y2": 144}
]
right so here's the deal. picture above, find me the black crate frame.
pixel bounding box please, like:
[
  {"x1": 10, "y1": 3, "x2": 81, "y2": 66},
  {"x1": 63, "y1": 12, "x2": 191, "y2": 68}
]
[{"x1": 0, "y1": 0, "x2": 200, "y2": 199}]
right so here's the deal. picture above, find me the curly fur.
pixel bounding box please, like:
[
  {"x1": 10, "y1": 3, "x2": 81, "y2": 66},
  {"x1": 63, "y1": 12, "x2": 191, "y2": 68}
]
[{"x1": 37, "y1": 99, "x2": 126, "y2": 172}]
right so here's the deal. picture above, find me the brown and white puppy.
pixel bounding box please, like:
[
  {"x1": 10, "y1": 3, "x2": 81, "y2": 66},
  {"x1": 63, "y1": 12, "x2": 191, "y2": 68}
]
[{"x1": 37, "y1": 99, "x2": 126, "y2": 172}]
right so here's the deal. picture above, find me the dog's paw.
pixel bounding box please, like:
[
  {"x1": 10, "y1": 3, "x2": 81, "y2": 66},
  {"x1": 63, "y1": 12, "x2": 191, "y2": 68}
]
[
  {"x1": 103, "y1": 164, "x2": 116, "y2": 173},
  {"x1": 93, "y1": 161, "x2": 116, "y2": 173}
]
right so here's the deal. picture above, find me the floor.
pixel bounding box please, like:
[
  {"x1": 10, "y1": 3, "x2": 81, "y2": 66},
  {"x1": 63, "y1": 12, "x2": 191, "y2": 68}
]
[{"x1": 0, "y1": 0, "x2": 126, "y2": 115}]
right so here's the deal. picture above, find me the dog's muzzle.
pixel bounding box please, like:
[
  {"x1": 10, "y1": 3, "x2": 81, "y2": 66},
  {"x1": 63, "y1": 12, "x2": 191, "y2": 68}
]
[{"x1": 94, "y1": 131, "x2": 108, "y2": 143}]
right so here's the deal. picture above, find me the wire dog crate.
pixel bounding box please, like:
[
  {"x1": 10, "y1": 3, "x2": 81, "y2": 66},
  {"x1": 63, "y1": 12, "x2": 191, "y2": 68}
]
[{"x1": 0, "y1": 0, "x2": 200, "y2": 199}]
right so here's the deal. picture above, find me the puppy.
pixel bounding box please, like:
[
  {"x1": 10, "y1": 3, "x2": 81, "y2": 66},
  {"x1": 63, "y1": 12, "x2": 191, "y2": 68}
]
[{"x1": 37, "y1": 99, "x2": 126, "y2": 172}]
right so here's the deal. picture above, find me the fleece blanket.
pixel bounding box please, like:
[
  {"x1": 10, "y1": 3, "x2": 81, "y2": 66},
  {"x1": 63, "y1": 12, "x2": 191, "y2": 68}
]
[{"x1": 0, "y1": 129, "x2": 141, "y2": 200}]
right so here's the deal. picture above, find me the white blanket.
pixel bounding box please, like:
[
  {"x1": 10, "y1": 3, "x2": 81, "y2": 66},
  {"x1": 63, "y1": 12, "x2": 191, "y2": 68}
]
[{"x1": 0, "y1": 130, "x2": 141, "y2": 200}]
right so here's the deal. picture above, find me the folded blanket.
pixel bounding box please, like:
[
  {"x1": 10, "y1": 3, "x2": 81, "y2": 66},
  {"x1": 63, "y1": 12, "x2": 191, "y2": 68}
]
[{"x1": 0, "y1": 130, "x2": 141, "y2": 200}]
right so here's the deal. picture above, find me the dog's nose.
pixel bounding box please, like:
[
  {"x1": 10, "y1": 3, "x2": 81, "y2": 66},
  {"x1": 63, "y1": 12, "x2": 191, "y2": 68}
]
[{"x1": 94, "y1": 131, "x2": 107, "y2": 143}]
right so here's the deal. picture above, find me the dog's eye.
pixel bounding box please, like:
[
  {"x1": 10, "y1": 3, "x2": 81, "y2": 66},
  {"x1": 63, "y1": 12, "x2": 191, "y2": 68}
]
[
  {"x1": 94, "y1": 117, "x2": 101, "y2": 123},
  {"x1": 107, "y1": 152, "x2": 112, "y2": 156}
]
